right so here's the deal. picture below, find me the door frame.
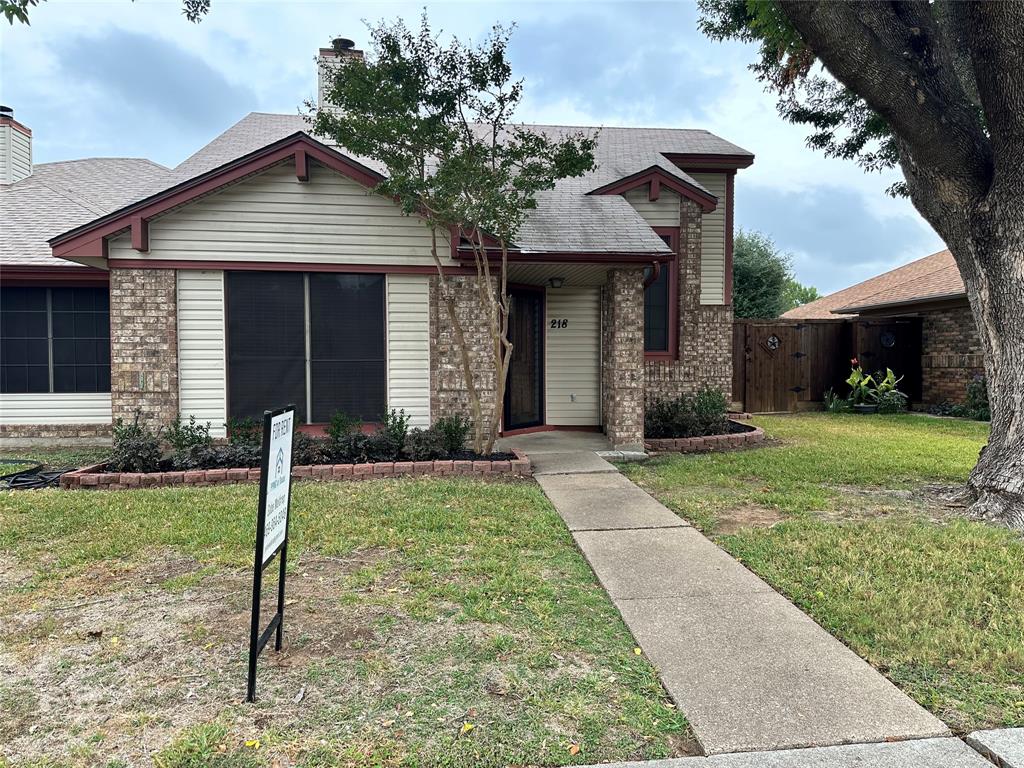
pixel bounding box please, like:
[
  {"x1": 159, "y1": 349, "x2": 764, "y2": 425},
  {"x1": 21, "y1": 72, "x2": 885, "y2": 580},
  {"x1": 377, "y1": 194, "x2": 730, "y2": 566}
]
[{"x1": 502, "y1": 284, "x2": 546, "y2": 431}]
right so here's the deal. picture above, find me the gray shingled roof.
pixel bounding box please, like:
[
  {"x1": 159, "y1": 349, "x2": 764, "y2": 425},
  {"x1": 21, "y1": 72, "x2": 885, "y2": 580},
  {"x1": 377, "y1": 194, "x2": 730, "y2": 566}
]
[
  {"x1": 8, "y1": 112, "x2": 752, "y2": 266},
  {"x1": 1, "y1": 158, "x2": 172, "y2": 267}
]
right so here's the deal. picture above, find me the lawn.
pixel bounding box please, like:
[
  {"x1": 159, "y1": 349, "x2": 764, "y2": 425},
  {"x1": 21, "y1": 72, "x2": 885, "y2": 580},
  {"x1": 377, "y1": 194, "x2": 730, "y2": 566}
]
[
  {"x1": 0, "y1": 444, "x2": 111, "y2": 475},
  {"x1": 623, "y1": 413, "x2": 1024, "y2": 734},
  {"x1": 0, "y1": 477, "x2": 691, "y2": 767}
]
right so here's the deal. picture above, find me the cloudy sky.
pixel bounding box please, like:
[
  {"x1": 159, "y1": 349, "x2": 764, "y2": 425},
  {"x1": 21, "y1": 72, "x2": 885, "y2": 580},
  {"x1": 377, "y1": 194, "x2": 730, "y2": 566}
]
[{"x1": 0, "y1": 0, "x2": 945, "y2": 294}]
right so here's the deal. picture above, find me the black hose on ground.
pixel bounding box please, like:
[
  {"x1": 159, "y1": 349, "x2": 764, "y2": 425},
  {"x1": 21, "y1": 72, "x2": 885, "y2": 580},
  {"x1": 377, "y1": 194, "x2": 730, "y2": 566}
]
[{"x1": 0, "y1": 459, "x2": 74, "y2": 489}]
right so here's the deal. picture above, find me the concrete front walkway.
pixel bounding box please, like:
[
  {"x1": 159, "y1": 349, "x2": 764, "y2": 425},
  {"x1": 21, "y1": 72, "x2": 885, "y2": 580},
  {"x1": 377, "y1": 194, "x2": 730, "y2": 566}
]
[{"x1": 502, "y1": 432, "x2": 950, "y2": 756}]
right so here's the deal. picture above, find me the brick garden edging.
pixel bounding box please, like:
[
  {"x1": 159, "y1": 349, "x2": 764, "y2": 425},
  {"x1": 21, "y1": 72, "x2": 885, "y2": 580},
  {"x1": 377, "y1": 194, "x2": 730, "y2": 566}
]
[
  {"x1": 644, "y1": 419, "x2": 764, "y2": 454},
  {"x1": 59, "y1": 450, "x2": 532, "y2": 490}
]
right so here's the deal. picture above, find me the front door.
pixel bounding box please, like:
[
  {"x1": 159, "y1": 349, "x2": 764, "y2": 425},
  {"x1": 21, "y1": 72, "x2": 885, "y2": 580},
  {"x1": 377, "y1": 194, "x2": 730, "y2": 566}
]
[{"x1": 503, "y1": 289, "x2": 544, "y2": 430}]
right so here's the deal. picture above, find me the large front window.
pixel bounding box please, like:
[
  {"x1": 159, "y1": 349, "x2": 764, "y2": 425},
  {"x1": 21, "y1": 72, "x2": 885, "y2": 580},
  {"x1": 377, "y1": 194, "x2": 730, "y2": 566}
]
[
  {"x1": 0, "y1": 286, "x2": 111, "y2": 394},
  {"x1": 225, "y1": 271, "x2": 386, "y2": 424}
]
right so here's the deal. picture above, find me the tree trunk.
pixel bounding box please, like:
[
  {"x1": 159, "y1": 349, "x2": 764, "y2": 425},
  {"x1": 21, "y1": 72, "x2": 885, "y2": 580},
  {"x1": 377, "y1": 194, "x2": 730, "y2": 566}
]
[{"x1": 949, "y1": 198, "x2": 1024, "y2": 530}]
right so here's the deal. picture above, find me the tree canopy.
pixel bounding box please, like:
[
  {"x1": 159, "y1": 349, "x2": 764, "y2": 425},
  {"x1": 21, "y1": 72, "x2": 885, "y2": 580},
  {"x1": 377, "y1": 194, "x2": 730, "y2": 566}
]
[
  {"x1": 2, "y1": 0, "x2": 210, "y2": 24},
  {"x1": 732, "y1": 230, "x2": 817, "y2": 318}
]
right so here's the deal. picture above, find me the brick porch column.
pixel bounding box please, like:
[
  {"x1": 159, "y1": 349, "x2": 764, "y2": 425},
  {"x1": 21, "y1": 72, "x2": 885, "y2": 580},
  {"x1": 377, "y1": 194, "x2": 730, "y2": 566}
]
[
  {"x1": 602, "y1": 267, "x2": 645, "y2": 450},
  {"x1": 109, "y1": 268, "x2": 179, "y2": 431}
]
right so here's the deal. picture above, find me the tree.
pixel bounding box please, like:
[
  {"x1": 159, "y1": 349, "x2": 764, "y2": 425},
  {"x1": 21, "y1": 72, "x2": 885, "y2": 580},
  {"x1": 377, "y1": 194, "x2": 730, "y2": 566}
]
[
  {"x1": 2, "y1": 0, "x2": 210, "y2": 24},
  {"x1": 312, "y1": 17, "x2": 596, "y2": 455},
  {"x1": 782, "y1": 277, "x2": 820, "y2": 311},
  {"x1": 732, "y1": 230, "x2": 793, "y2": 318},
  {"x1": 700, "y1": 1, "x2": 1024, "y2": 528}
]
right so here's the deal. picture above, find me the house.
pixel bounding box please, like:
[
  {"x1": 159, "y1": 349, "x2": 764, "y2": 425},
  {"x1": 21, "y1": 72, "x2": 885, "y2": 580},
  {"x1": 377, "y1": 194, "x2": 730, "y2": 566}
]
[
  {"x1": 1, "y1": 43, "x2": 753, "y2": 450},
  {"x1": 782, "y1": 248, "x2": 981, "y2": 405}
]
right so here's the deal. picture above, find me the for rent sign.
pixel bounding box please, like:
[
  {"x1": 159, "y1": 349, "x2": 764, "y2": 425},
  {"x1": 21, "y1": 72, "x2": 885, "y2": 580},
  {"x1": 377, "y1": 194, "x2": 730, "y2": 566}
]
[{"x1": 247, "y1": 405, "x2": 296, "y2": 702}]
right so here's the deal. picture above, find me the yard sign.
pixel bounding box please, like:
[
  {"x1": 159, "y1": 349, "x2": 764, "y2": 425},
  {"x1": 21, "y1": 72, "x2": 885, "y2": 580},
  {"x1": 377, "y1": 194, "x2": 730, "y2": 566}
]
[{"x1": 246, "y1": 405, "x2": 296, "y2": 703}]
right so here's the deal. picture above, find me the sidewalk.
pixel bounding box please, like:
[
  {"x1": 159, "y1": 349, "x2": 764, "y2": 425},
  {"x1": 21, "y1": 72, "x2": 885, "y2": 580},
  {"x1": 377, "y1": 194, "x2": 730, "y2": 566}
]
[{"x1": 505, "y1": 433, "x2": 950, "y2": 755}]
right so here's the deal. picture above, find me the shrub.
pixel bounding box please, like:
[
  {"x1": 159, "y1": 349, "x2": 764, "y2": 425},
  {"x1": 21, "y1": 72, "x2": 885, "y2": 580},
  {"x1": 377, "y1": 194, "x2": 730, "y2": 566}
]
[
  {"x1": 824, "y1": 388, "x2": 851, "y2": 413},
  {"x1": 291, "y1": 432, "x2": 333, "y2": 466},
  {"x1": 165, "y1": 414, "x2": 213, "y2": 454},
  {"x1": 964, "y1": 376, "x2": 990, "y2": 421},
  {"x1": 173, "y1": 442, "x2": 261, "y2": 471},
  {"x1": 327, "y1": 410, "x2": 361, "y2": 443},
  {"x1": 226, "y1": 417, "x2": 262, "y2": 447},
  {"x1": 645, "y1": 387, "x2": 728, "y2": 439},
  {"x1": 109, "y1": 414, "x2": 162, "y2": 473},
  {"x1": 404, "y1": 427, "x2": 448, "y2": 461},
  {"x1": 433, "y1": 414, "x2": 472, "y2": 454},
  {"x1": 381, "y1": 408, "x2": 410, "y2": 446},
  {"x1": 329, "y1": 433, "x2": 371, "y2": 464},
  {"x1": 876, "y1": 389, "x2": 908, "y2": 414},
  {"x1": 362, "y1": 430, "x2": 404, "y2": 462}
]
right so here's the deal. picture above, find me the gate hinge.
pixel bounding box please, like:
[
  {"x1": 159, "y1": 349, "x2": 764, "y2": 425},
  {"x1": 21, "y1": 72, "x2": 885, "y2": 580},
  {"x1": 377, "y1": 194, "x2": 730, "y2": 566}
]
[
  {"x1": 790, "y1": 385, "x2": 805, "y2": 393},
  {"x1": 792, "y1": 351, "x2": 806, "y2": 358}
]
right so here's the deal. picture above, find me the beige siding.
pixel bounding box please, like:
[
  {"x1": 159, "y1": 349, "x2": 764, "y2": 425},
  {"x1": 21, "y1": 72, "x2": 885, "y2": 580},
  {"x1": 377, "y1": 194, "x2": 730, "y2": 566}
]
[
  {"x1": 0, "y1": 123, "x2": 32, "y2": 184},
  {"x1": 623, "y1": 186, "x2": 681, "y2": 227},
  {"x1": 0, "y1": 393, "x2": 111, "y2": 425},
  {"x1": 691, "y1": 172, "x2": 728, "y2": 305},
  {"x1": 386, "y1": 274, "x2": 430, "y2": 428},
  {"x1": 545, "y1": 287, "x2": 601, "y2": 425},
  {"x1": 176, "y1": 270, "x2": 227, "y2": 437},
  {"x1": 108, "y1": 162, "x2": 453, "y2": 266}
]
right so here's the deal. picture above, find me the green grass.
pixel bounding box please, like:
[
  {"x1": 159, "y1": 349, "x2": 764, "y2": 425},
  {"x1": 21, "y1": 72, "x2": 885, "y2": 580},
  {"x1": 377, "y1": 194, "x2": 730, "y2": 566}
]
[
  {"x1": 0, "y1": 477, "x2": 690, "y2": 767},
  {"x1": 624, "y1": 413, "x2": 1023, "y2": 732},
  {"x1": 0, "y1": 445, "x2": 110, "y2": 473}
]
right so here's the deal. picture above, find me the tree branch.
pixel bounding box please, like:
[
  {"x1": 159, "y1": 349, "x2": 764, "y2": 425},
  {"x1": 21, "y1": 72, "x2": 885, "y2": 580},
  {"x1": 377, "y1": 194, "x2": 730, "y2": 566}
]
[{"x1": 778, "y1": 0, "x2": 991, "y2": 202}]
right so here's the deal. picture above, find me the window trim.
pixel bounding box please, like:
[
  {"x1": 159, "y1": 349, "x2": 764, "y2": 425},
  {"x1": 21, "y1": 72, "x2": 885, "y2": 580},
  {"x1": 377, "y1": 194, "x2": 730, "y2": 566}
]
[{"x1": 644, "y1": 227, "x2": 679, "y2": 361}]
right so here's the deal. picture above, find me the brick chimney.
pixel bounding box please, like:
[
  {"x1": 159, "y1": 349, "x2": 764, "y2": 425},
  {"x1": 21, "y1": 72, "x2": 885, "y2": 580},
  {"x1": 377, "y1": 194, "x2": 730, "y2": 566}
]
[
  {"x1": 0, "y1": 105, "x2": 32, "y2": 185},
  {"x1": 317, "y1": 37, "x2": 363, "y2": 108}
]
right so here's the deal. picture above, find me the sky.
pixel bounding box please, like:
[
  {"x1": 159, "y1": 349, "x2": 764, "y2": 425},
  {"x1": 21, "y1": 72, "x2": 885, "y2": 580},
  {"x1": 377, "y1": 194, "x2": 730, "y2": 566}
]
[{"x1": 0, "y1": 0, "x2": 946, "y2": 294}]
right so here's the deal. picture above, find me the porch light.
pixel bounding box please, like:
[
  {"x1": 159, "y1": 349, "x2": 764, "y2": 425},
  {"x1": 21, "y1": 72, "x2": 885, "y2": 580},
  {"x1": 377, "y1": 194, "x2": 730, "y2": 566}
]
[{"x1": 549, "y1": 277, "x2": 565, "y2": 289}]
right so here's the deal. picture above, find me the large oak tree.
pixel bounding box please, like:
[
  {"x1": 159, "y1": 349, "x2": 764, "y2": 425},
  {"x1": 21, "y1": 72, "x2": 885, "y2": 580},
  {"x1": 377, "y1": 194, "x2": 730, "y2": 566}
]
[{"x1": 701, "y1": 1, "x2": 1023, "y2": 529}]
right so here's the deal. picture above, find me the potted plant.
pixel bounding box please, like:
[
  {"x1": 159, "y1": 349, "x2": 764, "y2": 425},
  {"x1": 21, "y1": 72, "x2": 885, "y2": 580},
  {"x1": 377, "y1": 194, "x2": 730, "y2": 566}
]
[{"x1": 846, "y1": 359, "x2": 878, "y2": 414}]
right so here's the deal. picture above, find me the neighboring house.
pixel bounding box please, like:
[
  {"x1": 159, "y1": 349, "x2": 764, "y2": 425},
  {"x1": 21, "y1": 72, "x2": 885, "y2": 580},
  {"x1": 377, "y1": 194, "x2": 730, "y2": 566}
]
[
  {"x1": 782, "y1": 248, "x2": 981, "y2": 405},
  {"x1": 1, "y1": 44, "x2": 753, "y2": 450}
]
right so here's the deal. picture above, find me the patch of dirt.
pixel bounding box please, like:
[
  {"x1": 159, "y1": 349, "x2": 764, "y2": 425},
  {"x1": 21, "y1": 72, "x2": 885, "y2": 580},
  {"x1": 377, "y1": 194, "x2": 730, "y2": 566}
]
[
  {"x1": 0, "y1": 549, "x2": 391, "y2": 766},
  {"x1": 817, "y1": 483, "x2": 968, "y2": 523},
  {"x1": 0, "y1": 555, "x2": 34, "y2": 591},
  {"x1": 712, "y1": 504, "x2": 785, "y2": 535}
]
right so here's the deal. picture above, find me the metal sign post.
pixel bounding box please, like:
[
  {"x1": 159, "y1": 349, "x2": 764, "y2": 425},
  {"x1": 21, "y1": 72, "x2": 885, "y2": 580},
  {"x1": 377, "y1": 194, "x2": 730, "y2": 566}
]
[{"x1": 246, "y1": 405, "x2": 296, "y2": 703}]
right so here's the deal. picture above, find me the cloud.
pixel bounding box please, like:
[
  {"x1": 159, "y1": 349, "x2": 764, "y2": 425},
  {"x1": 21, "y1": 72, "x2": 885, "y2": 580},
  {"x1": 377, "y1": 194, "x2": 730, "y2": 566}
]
[{"x1": 736, "y1": 182, "x2": 944, "y2": 294}]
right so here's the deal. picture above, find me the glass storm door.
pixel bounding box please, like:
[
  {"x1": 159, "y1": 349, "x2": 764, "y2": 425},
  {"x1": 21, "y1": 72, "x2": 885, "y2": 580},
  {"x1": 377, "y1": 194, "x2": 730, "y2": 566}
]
[{"x1": 503, "y1": 289, "x2": 544, "y2": 430}]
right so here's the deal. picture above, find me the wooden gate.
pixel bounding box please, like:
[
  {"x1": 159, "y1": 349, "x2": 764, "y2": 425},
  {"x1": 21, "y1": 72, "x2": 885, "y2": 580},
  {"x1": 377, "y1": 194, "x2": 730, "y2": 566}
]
[
  {"x1": 733, "y1": 320, "x2": 850, "y2": 413},
  {"x1": 733, "y1": 318, "x2": 923, "y2": 412}
]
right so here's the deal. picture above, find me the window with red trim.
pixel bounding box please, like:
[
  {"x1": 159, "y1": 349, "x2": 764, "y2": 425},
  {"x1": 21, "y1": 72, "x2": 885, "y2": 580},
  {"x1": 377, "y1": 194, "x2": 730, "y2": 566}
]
[{"x1": 644, "y1": 229, "x2": 679, "y2": 358}]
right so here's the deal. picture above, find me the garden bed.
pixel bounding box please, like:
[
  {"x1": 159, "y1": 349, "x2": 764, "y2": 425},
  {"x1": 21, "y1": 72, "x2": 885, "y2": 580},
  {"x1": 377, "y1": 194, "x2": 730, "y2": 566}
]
[
  {"x1": 60, "y1": 449, "x2": 531, "y2": 490},
  {"x1": 645, "y1": 419, "x2": 765, "y2": 454}
]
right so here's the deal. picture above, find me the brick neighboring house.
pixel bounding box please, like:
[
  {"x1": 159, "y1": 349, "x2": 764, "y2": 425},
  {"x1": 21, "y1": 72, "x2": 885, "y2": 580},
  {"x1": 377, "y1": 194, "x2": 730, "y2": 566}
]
[
  {"x1": 782, "y1": 249, "x2": 982, "y2": 405},
  {"x1": 1, "y1": 45, "x2": 754, "y2": 450}
]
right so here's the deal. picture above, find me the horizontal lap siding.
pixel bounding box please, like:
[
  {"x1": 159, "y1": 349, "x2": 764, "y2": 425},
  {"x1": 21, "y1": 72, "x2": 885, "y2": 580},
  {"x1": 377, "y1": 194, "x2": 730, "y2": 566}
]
[
  {"x1": 1, "y1": 125, "x2": 32, "y2": 183},
  {"x1": 545, "y1": 288, "x2": 601, "y2": 425},
  {"x1": 176, "y1": 270, "x2": 227, "y2": 437},
  {"x1": 623, "y1": 187, "x2": 681, "y2": 227},
  {"x1": 108, "y1": 162, "x2": 452, "y2": 266},
  {"x1": 0, "y1": 393, "x2": 111, "y2": 425},
  {"x1": 386, "y1": 274, "x2": 430, "y2": 428},
  {"x1": 691, "y1": 172, "x2": 727, "y2": 305}
]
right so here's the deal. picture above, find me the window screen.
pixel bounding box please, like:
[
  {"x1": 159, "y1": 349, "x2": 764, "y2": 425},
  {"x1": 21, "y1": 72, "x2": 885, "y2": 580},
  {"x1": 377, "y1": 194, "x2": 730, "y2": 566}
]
[
  {"x1": 51, "y1": 287, "x2": 110, "y2": 393},
  {"x1": 1, "y1": 286, "x2": 111, "y2": 394},
  {"x1": 0, "y1": 287, "x2": 49, "y2": 393},
  {"x1": 308, "y1": 273, "x2": 386, "y2": 422},
  {"x1": 226, "y1": 272, "x2": 307, "y2": 422}
]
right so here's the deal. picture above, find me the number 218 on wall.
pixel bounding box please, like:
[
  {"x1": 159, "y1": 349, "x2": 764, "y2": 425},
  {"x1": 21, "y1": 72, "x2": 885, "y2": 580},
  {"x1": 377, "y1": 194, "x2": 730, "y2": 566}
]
[{"x1": 550, "y1": 318, "x2": 568, "y2": 329}]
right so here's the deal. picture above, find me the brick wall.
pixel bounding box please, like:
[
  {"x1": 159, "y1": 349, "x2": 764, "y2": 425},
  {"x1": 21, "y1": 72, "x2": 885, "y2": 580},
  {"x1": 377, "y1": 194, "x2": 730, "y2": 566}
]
[
  {"x1": 644, "y1": 198, "x2": 733, "y2": 405},
  {"x1": 920, "y1": 303, "x2": 984, "y2": 404},
  {"x1": 428, "y1": 274, "x2": 498, "y2": 428},
  {"x1": 601, "y1": 268, "x2": 646, "y2": 449},
  {"x1": 109, "y1": 268, "x2": 179, "y2": 431},
  {"x1": 0, "y1": 423, "x2": 112, "y2": 444}
]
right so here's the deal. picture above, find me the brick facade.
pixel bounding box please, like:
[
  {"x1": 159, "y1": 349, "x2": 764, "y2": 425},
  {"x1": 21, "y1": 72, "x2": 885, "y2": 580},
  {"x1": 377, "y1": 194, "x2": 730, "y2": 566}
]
[
  {"x1": 644, "y1": 197, "x2": 733, "y2": 405},
  {"x1": 920, "y1": 303, "x2": 984, "y2": 404},
  {"x1": 428, "y1": 274, "x2": 498, "y2": 428},
  {"x1": 109, "y1": 268, "x2": 179, "y2": 431},
  {"x1": 0, "y1": 423, "x2": 112, "y2": 444},
  {"x1": 601, "y1": 268, "x2": 646, "y2": 449}
]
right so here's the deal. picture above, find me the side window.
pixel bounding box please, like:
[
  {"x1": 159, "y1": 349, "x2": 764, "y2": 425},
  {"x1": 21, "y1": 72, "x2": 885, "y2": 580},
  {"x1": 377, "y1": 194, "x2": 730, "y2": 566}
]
[{"x1": 644, "y1": 231, "x2": 678, "y2": 357}]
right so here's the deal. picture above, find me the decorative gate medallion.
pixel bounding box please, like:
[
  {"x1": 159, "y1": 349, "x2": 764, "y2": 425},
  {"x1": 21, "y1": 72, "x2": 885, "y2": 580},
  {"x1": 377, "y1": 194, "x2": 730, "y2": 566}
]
[{"x1": 766, "y1": 334, "x2": 781, "y2": 351}]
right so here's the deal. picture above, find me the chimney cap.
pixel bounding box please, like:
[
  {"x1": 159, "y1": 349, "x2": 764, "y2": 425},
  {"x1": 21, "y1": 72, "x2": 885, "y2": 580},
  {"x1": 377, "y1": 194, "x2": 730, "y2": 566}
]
[
  {"x1": 0, "y1": 105, "x2": 13, "y2": 119},
  {"x1": 333, "y1": 37, "x2": 356, "y2": 51}
]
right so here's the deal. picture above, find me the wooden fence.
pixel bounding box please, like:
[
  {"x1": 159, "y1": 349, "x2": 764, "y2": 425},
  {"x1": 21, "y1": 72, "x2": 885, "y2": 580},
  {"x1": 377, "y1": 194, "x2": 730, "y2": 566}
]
[{"x1": 732, "y1": 318, "x2": 923, "y2": 413}]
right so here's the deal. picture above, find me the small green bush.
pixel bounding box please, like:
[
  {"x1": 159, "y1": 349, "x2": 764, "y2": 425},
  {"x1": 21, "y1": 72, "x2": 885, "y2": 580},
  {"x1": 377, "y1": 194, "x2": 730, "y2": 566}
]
[
  {"x1": 645, "y1": 387, "x2": 728, "y2": 439},
  {"x1": 433, "y1": 414, "x2": 472, "y2": 454},
  {"x1": 964, "y1": 376, "x2": 990, "y2": 421},
  {"x1": 292, "y1": 432, "x2": 333, "y2": 466},
  {"x1": 327, "y1": 410, "x2": 361, "y2": 443},
  {"x1": 381, "y1": 408, "x2": 411, "y2": 446},
  {"x1": 165, "y1": 414, "x2": 213, "y2": 454},
  {"x1": 225, "y1": 417, "x2": 261, "y2": 447},
  {"x1": 824, "y1": 388, "x2": 851, "y2": 413},
  {"x1": 876, "y1": 389, "x2": 909, "y2": 414},
  {"x1": 109, "y1": 414, "x2": 162, "y2": 473},
  {"x1": 404, "y1": 427, "x2": 448, "y2": 461}
]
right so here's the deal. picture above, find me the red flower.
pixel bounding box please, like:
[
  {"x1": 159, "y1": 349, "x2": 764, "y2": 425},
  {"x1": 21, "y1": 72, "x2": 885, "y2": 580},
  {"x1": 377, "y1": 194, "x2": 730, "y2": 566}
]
[{"x1": 850, "y1": 357, "x2": 859, "y2": 366}]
